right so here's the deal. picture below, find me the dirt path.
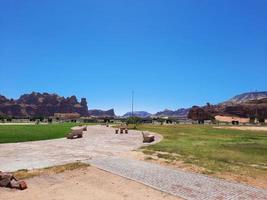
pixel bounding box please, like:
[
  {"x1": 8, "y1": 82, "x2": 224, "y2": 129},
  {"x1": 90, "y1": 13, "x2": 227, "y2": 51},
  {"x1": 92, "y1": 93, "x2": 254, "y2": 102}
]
[{"x1": 0, "y1": 166, "x2": 179, "y2": 200}]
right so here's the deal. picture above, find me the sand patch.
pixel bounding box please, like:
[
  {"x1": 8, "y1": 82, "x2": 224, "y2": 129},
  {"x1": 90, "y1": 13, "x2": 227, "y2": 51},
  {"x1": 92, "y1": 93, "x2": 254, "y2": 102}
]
[
  {"x1": 215, "y1": 126, "x2": 267, "y2": 131},
  {"x1": 0, "y1": 167, "x2": 179, "y2": 200}
]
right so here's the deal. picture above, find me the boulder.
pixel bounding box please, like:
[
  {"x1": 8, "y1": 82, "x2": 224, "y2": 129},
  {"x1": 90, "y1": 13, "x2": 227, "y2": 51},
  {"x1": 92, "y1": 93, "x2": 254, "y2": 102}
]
[{"x1": 0, "y1": 171, "x2": 27, "y2": 190}]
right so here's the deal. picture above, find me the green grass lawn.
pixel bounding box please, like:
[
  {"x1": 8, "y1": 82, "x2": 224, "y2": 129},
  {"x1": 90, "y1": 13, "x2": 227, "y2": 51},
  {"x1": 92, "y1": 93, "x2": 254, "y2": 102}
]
[
  {"x1": 134, "y1": 124, "x2": 267, "y2": 177},
  {"x1": 0, "y1": 123, "x2": 86, "y2": 143}
]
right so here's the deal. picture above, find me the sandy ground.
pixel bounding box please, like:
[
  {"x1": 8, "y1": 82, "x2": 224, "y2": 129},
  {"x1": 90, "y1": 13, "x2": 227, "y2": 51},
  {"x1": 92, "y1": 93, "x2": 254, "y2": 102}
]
[
  {"x1": 0, "y1": 167, "x2": 179, "y2": 200},
  {"x1": 215, "y1": 115, "x2": 250, "y2": 123},
  {"x1": 215, "y1": 126, "x2": 267, "y2": 131}
]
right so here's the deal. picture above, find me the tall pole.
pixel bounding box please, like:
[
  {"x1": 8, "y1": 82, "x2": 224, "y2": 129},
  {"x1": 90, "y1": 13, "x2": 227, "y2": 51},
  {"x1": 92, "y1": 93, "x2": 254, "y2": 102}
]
[
  {"x1": 132, "y1": 90, "x2": 134, "y2": 117},
  {"x1": 256, "y1": 92, "x2": 258, "y2": 123}
]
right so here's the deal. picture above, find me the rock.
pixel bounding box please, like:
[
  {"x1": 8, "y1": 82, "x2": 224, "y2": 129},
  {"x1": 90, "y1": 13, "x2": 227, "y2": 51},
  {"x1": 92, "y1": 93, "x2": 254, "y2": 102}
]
[
  {"x1": 123, "y1": 111, "x2": 152, "y2": 118},
  {"x1": 222, "y1": 91, "x2": 267, "y2": 105},
  {"x1": 88, "y1": 109, "x2": 115, "y2": 118},
  {"x1": 18, "y1": 180, "x2": 27, "y2": 190},
  {"x1": 0, "y1": 95, "x2": 9, "y2": 104},
  {"x1": 187, "y1": 106, "x2": 214, "y2": 121},
  {"x1": 153, "y1": 108, "x2": 190, "y2": 118},
  {"x1": 188, "y1": 96, "x2": 267, "y2": 120},
  {"x1": 0, "y1": 172, "x2": 13, "y2": 187},
  {"x1": 0, "y1": 172, "x2": 27, "y2": 190},
  {"x1": 0, "y1": 92, "x2": 89, "y2": 118}
]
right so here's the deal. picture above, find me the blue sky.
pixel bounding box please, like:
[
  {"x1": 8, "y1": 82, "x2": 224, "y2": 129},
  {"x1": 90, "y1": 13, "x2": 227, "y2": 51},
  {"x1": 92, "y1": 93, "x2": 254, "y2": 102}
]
[{"x1": 0, "y1": 0, "x2": 267, "y2": 115}]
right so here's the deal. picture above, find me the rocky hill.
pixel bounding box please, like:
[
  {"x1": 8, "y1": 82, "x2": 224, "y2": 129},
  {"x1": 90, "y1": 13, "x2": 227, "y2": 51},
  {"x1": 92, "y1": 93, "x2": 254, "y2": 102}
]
[
  {"x1": 0, "y1": 92, "x2": 89, "y2": 117},
  {"x1": 154, "y1": 108, "x2": 189, "y2": 118},
  {"x1": 121, "y1": 109, "x2": 190, "y2": 118},
  {"x1": 123, "y1": 111, "x2": 152, "y2": 118},
  {"x1": 222, "y1": 91, "x2": 267, "y2": 105},
  {"x1": 88, "y1": 109, "x2": 115, "y2": 118},
  {"x1": 188, "y1": 91, "x2": 267, "y2": 121}
]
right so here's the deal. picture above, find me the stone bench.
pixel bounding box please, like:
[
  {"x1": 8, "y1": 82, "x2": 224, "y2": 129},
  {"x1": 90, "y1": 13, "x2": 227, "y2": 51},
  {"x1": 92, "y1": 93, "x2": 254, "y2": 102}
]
[
  {"x1": 66, "y1": 127, "x2": 84, "y2": 139},
  {"x1": 142, "y1": 131, "x2": 155, "y2": 143},
  {"x1": 115, "y1": 127, "x2": 128, "y2": 134},
  {"x1": 77, "y1": 125, "x2": 87, "y2": 131}
]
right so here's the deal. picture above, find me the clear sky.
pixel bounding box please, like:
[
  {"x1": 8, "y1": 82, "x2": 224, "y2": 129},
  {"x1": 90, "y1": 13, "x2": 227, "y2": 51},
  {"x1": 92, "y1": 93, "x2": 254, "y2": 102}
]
[{"x1": 0, "y1": 0, "x2": 266, "y2": 115}]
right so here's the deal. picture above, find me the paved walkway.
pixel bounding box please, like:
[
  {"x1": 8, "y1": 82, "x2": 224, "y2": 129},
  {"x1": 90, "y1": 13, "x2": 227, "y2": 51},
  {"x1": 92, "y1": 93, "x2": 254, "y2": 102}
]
[
  {"x1": 87, "y1": 156, "x2": 267, "y2": 200},
  {"x1": 0, "y1": 125, "x2": 161, "y2": 171}
]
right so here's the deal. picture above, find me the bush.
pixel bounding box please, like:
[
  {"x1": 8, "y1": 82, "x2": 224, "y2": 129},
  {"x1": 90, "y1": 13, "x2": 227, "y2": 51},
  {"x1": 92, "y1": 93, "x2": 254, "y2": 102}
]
[
  {"x1": 6, "y1": 117, "x2": 12, "y2": 122},
  {"x1": 258, "y1": 117, "x2": 265, "y2": 123},
  {"x1": 0, "y1": 116, "x2": 5, "y2": 122},
  {"x1": 126, "y1": 116, "x2": 142, "y2": 128},
  {"x1": 249, "y1": 117, "x2": 256, "y2": 124}
]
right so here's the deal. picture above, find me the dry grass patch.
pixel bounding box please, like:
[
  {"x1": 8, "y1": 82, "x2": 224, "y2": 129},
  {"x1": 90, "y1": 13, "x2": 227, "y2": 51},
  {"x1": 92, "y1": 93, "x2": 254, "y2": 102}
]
[{"x1": 13, "y1": 162, "x2": 90, "y2": 179}]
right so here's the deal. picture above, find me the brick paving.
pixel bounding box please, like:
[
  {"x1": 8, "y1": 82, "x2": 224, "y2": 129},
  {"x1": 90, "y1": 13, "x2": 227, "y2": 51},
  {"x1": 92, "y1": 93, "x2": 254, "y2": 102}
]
[{"x1": 87, "y1": 156, "x2": 267, "y2": 200}]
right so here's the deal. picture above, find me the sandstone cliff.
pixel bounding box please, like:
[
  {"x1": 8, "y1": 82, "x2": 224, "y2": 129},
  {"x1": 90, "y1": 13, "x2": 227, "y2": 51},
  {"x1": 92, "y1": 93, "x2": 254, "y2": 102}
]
[
  {"x1": 188, "y1": 92, "x2": 267, "y2": 121},
  {"x1": 88, "y1": 109, "x2": 115, "y2": 118},
  {"x1": 0, "y1": 92, "x2": 89, "y2": 117}
]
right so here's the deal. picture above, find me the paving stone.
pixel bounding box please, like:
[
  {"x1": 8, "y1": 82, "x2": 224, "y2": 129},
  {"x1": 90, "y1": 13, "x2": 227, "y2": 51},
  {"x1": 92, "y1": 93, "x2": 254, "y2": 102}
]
[
  {"x1": 0, "y1": 125, "x2": 153, "y2": 171},
  {"x1": 87, "y1": 156, "x2": 267, "y2": 200}
]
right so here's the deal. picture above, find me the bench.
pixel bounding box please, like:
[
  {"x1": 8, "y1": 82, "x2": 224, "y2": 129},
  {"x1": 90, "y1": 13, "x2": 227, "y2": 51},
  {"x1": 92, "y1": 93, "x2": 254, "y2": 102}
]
[
  {"x1": 120, "y1": 127, "x2": 128, "y2": 134},
  {"x1": 142, "y1": 131, "x2": 155, "y2": 143},
  {"x1": 67, "y1": 128, "x2": 84, "y2": 139},
  {"x1": 83, "y1": 126, "x2": 87, "y2": 131},
  {"x1": 78, "y1": 125, "x2": 87, "y2": 131},
  {"x1": 115, "y1": 127, "x2": 128, "y2": 134}
]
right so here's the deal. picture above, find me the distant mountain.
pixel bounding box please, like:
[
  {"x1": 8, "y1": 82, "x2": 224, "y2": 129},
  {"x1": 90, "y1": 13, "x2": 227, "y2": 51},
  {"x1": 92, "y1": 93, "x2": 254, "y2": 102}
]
[
  {"x1": 222, "y1": 91, "x2": 267, "y2": 105},
  {"x1": 0, "y1": 92, "x2": 89, "y2": 117},
  {"x1": 123, "y1": 111, "x2": 152, "y2": 118},
  {"x1": 188, "y1": 91, "x2": 267, "y2": 120},
  {"x1": 154, "y1": 108, "x2": 189, "y2": 118},
  {"x1": 88, "y1": 109, "x2": 115, "y2": 118},
  {"x1": 122, "y1": 109, "x2": 190, "y2": 118}
]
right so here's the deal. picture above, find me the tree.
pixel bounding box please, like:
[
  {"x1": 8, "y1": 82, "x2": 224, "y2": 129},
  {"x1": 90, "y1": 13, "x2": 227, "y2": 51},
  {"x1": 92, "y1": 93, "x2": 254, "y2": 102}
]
[
  {"x1": 48, "y1": 118, "x2": 53, "y2": 123},
  {"x1": 0, "y1": 115, "x2": 5, "y2": 123},
  {"x1": 154, "y1": 118, "x2": 165, "y2": 125},
  {"x1": 258, "y1": 117, "x2": 265, "y2": 124},
  {"x1": 249, "y1": 116, "x2": 256, "y2": 124},
  {"x1": 126, "y1": 116, "x2": 141, "y2": 128}
]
